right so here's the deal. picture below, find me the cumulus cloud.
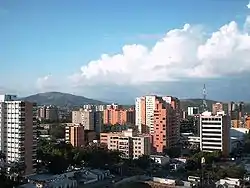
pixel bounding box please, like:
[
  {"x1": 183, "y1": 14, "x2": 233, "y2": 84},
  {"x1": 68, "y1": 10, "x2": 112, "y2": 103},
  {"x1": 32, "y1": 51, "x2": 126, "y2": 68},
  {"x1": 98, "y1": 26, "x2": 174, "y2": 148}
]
[
  {"x1": 70, "y1": 17, "x2": 250, "y2": 86},
  {"x1": 36, "y1": 75, "x2": 56, "y2": 91},
  {"x1": 247, "y1": 1, "x2": 250, "y2": 9}
]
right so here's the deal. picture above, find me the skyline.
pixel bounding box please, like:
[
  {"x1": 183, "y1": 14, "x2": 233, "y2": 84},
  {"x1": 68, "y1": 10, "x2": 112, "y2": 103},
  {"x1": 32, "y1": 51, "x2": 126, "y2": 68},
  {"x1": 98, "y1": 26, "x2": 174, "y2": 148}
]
[{"x1": 1, "y1": 0, "x2": 250, "y2": 103}]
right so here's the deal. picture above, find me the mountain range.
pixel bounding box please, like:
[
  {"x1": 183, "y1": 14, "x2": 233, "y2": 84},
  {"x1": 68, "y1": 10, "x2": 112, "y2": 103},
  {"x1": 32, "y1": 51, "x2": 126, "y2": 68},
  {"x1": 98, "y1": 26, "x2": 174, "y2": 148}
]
[
  {"x1": 21, "y1": 92, "x2": 106, "y2": 107},
  {"x1": 21, "y1": 92, "x2": 250, "y2": 112}
]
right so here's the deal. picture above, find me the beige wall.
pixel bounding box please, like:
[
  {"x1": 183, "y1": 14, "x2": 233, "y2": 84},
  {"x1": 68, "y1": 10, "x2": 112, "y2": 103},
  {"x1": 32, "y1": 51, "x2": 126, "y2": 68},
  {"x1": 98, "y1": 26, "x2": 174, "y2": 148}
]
[
  {"x1": 100, "y1": 131, "x2": 151, "y2": 159},
  {"x1": 72, "y1": 109, "x2": 94, "y2": 130}
]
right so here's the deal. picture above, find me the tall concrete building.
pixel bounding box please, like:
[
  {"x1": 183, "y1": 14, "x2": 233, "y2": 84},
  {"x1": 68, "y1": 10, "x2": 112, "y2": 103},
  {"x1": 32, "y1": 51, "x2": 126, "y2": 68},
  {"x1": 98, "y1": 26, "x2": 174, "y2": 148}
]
[
  {"x1": 135, "y1": 95, "x2": 180, "y2": 132},
  {"x1": 199, "y1": 111, "x2": 230, "y2": 156},
  {"x1": 65, "y1": 124, "x2": 85, "y2": 147},
  {"x1": 72, "y1": 109, "x2": 95, "y2": 130},
  {"x1": 72, "y1": 108, "x2": 104, "y2": 133},
  {"x1": 37, "y1": 105, "x2": 58, "y2": 121},
  {"x1": 135, "y1": 96, "x2": 156, "y2": 134},
  {"x1": 153, "y1": 97, "x2": 179, "y2": 153},
  {"x1": 94, "y1": 111, "x2": 103, "y2": 134},
  {"x1": 103, "y1": 103, "x2": 135, "y2": 125},
  {"x1": 0, "y1": 95, "x2": 37, "y2": 175},
  {"x1": 135, "y1": 95, "x2": 180, "y2": 153}
]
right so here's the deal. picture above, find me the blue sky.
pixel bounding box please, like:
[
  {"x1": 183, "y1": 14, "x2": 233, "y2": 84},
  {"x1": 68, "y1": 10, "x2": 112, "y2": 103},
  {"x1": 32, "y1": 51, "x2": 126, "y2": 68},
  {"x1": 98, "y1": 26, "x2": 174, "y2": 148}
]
[{"x1": 1, "y1": 0, "x2": 250, "y2": 102}]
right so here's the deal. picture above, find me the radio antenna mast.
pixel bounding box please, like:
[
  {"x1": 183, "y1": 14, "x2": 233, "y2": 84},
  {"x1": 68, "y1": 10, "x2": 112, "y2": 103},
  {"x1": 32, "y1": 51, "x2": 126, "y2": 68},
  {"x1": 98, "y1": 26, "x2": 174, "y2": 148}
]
[{"x1": 202, "y1": 84, "x2": 207, "y2": 112}]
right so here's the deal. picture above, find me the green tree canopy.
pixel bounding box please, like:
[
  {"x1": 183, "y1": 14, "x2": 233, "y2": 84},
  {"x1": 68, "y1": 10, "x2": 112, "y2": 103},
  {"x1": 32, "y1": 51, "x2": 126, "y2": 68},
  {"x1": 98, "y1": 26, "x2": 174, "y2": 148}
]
[{"x1": 49, "y1": 124, "x2": 65, "y2": 139}]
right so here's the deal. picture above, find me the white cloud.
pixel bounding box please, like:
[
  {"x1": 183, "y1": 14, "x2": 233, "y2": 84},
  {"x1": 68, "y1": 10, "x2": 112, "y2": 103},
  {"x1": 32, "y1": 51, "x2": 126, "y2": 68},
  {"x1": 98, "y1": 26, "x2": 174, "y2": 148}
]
[
  {"x1": 247, "y1": 1, "x2": 250, "y2": 9},
  {"x1": 245, "y1": 16, "x2": 250, "y2": 31},
  {"x1": 70, "y1": 17, "x2": 250, "y2": 87},
  {"x1": 36, "y1": 75, "x2": 55, "y2": 91}
]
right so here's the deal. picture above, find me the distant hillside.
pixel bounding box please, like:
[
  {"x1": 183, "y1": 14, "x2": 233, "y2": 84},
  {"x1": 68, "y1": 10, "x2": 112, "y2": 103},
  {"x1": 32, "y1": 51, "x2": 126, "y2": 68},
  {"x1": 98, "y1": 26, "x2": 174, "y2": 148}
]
[{"x1": 22, "y1": 92, "x2": 106, "y2": 107}]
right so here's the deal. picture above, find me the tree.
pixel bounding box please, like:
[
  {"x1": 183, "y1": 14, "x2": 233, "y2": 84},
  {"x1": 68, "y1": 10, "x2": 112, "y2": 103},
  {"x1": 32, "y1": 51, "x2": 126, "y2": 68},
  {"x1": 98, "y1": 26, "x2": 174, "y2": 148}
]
[
  {"x1": 37, "y1": 139, "x2": 124, "y2": 174},
  {"x1": 134, "y1": 155, "x2": 152, "y2": 170},
  {"x1": 47, "y1": 154, "x2": 69, "y2": 174},
  {"x1": 165, "y1": 147, "x2": 181, "y2": 158},
  {"x1": 49, "y1": 124, "x2": 65, "y2": 139},
  {"x1": 186, "y1": 159, "x2": 198, "y2": 171},
  {"x1": 224, "y1": 166, "x2": 245, "y2": 179},
  {"x1": 37, "y1": 140, "x2": 71, "y2": 174}
]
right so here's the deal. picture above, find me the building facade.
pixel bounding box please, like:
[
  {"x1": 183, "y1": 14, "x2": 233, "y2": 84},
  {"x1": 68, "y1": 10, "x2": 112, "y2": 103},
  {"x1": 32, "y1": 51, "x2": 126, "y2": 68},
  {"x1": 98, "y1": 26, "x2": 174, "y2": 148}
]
[
  {"x1": 135, "y1": 96, "x2": 156, "y2": 134},
  {"x1": 82, "y1": 104, "x2": 105, "y2": 111},
  {"x1": 103, "y1": 103, "x2": 135, "y2": 125},
  {"x1": 187, "y1": 107, "x2": 199, "y2": 116},
  {"x1": 65, "y1": 124, "x2": 85, "y2": 147},
  {"x1": 100, "y1": 129, "x2": 151, "y2": 159},
  {"x1": 37, "y1": 105, "x2": 58, "y2": 121},
  {"x1": 0, "y1": 95, "x2": 37, "y2": 175},
  {"x1": 199, "y1": 111, "x2": 230, "y2": 156},
  {"x1": 153, "y1": 97, "x2": 180, "y2": 153},
  {"x1": 135, "y1": 95, "x2": 180, "y2": 153},
  {"x1": 72, "y1": 109, "x2": 95, "y2": 130}
]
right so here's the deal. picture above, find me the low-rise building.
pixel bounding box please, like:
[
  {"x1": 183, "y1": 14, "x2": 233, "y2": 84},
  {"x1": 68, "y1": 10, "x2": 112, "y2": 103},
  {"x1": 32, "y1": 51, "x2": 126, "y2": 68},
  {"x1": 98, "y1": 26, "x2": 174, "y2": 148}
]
[
  {"x1": 215, "y1": 178, "x2": 241, "y2": 187},
  {"x1": 150, "y1": 155, "x2": 170, "y2": 166},
  {"x1": 100, "y1": 129, "x2": 151, "y2": 159},
  {"x1": 20, "y1": 173, "x2": 77, "y2": 188}
]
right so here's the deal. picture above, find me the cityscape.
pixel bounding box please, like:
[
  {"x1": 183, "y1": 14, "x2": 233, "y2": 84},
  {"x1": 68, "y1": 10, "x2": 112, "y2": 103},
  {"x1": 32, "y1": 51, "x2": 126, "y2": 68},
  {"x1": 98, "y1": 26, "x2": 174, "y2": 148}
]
[
  {"x1": 0, "y1": 84, "x2": 250, "y2": 187},
  {"x1": 1, "y1": 0, "x2": 250, "y2": 188}
]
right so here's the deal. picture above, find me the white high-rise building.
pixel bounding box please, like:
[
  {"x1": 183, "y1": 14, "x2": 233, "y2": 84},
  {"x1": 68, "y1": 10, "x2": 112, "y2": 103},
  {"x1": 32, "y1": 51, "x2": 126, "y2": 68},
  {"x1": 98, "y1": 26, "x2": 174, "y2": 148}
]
[
  {"x1": 135, "y1": 95, "x2": 156, "y2": 134},
  {"x1": 0, "y1": 95, "x2": 37, "y2": 175},
  {"x1": 199, "y1": 111, "x2": 230, "y2": 156}
]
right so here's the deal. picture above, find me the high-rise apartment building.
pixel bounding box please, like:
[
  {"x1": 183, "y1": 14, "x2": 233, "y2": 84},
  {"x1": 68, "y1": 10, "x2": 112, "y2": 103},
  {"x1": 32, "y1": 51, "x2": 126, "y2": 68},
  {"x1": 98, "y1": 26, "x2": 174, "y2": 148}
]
[
  {"x1": 72, "y1": 109, "x2": 95, "y2": 130},
  {"x1": 65, "y1": 124, "x2": 85, "y2": 147},
  {"x1": 100, "y1": 129, "x2": 151, "y2": 159},
  {"x1": 103, "y1": 103, "x2": 135, "y2": 125},
  {"x1": 238, "y1": 102, "x2": 245, "y2": 119},
  {"x1": 199, "y1": 111, "x2": 230, "y2": 156},
  {"x1": 37, "y1": 105, "x2": 58, "y2": 121},
  {"x1": 153, "y1": 97, "x2": 179, "y2": 153},
  {"x1": 0, "y1": 95, "x2": 37, "y2": 175},
  {"x1": 212, "y1": 103, "x2": 223, "y2": 115},
  {"x1": 135, "y1": 96, "x2": 156, "y2": 134},
  {"x1": 228, "y1": 102, "x2": 245, "y2": 120},
  {"x1": 94, "y1": 111, "x2": 103, "y2": 134},
  {"x1": 135, "y1": 95, "x2": 180, "y2": 153}
]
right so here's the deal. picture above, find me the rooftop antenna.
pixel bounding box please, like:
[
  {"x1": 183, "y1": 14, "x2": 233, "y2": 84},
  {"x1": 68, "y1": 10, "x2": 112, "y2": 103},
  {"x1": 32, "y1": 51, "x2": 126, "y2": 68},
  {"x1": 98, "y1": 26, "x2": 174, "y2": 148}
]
[{"x1": 202, "y1": 84, "x2": 207, "y2": 112}]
